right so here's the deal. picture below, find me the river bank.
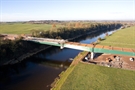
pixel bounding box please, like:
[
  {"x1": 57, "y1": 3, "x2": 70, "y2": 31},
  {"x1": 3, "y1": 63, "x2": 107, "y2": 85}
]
[
  {"x1": 57, "y1": 61, "x2": 135, "y2": 90},
  {"x1": 98, "y1": 26, "x2": 135, "y2": 49},
  {"x1": 1, "y1": 25, "x2": 118, "y2": 66},
  {"x1": 52, "y1": 52, "x2": 135, "y2": 90},
  {"x1": 52, "y1": 53, "x2": 135, "y2": 90},
  {"x1": 0, "y1": 32, "x2": 117, "y2": 90},
  {"x1": 51, "y1": 51, "x2": 89, "y2": 90},
  {"x1": 0, "y1": 24, "x2": 122, "y2": 90},
  {"x1": 51, "y1": 26, "x2": 135, "y2": 90},
  {"x1": 1, "y1": 45, "x2": 52, "y2": 66}
]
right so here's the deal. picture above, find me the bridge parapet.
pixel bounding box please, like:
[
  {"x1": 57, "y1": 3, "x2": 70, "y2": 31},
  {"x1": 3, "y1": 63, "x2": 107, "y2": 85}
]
[
  {"x1": 24, "y1": 37, "x2": 135, "y2": 56},
  {"x1": 24, "y1": 37, "x2": 68, "y2": 43}
]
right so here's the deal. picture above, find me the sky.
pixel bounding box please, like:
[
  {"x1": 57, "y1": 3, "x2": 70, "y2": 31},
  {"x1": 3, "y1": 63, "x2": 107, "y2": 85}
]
[{"x1": 0, "y1": 0, "x2": 135, "y2": 21}]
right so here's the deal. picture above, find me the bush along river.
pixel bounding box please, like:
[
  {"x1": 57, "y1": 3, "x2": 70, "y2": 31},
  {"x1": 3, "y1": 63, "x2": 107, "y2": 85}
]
[{"x1": 0, "y1": 29, "x2": 118, "y2": 90}]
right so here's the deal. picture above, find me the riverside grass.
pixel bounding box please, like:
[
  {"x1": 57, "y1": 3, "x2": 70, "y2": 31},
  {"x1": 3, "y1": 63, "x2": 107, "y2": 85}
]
[
  {"x1": 0, "y1": 23, "x2": 62, "y2": 34},
  {"x1": 60, "y1": 63, "x2": 135, "y2": 90},
  {"x1": 99, "y1": 26, "x2": 135, "y2": 49},
  {"x1": 52, "y1": 51, "x2": 135, "y2": 90},
  {"x1": 52, "y1": 51, "x2": 88, "y2": 90}
]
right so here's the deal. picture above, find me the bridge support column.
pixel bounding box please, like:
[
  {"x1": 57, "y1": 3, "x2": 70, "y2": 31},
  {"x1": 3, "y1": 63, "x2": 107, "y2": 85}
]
[
  {"x1": 60, "y1": 43, "x2": 64, "y2": 49},
  {"x1": 91, "y1": 52, "x2": 95, "y2": 60}
]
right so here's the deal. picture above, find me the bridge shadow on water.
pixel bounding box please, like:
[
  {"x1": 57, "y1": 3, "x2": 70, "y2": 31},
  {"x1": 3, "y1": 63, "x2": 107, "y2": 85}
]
[{"x1": 0, "y1": 29, "x2": 117, "y2": 90}]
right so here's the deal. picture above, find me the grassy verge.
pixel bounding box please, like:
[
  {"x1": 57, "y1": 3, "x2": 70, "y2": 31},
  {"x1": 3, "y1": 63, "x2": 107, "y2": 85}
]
[
  {"x1": 51, "y1": 51, "x2": 88, "y2": 90},
  {"x1": 98, "y1": 26, "x2": 135, "y2": 49},
  {"x1": 60, "y1": 63, "x2": 135, "y2": 90}
]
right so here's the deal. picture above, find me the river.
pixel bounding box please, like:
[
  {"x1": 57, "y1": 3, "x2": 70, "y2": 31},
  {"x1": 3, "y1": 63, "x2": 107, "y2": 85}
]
[{"x1": 0, "y1": 30, "x2": 115, "y2": 90}]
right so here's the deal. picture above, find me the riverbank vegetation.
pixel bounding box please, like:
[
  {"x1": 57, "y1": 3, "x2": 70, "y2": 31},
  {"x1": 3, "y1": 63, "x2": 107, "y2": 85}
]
[
  {"x1": 0, "y1": 22, "x2": 122, "y2": 65},
  {"x1": 98, "y1": 26, "x2": 135, "y2": 49},
  {"x1": 0, "y1": 22, "x2": 122, "y2": 36},
  {"x1": 58, "y1": 62, "x2": 135, "y2": 90},
  {"x1": 32, "y1": 23, "x2": 122, "y2": 39},
  {"x1": 0, "y1": 38, "x2": 44, "y2": 65}
]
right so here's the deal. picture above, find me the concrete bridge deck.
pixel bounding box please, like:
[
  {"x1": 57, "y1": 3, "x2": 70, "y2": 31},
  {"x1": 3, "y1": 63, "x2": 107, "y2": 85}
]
[{"x1": 24, "y1": 37, "x2": 135, "y2": 57}]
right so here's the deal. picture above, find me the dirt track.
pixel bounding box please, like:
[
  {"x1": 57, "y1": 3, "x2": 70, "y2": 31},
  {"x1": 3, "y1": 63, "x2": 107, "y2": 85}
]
[{"x1": 84, "y1": 53, "x2": 135, "y2": 71}]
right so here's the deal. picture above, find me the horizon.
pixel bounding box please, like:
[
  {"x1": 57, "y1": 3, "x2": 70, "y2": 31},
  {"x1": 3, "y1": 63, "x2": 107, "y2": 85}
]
[
  {"x1": 1, "y1": 19, "x2": 135, "y2": 22},
  {"x1": 0, "y1": 0, "x2": 135, "y2": 21}
]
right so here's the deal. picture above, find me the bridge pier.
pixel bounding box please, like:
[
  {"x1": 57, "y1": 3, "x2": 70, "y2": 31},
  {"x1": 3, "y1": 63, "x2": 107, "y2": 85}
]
[
  {"x1": 91, "y1": 52, "x2": 95, "y2": 60},
  {"x1": 60, "y1": 43, "x2": 64, "y2": 49}
]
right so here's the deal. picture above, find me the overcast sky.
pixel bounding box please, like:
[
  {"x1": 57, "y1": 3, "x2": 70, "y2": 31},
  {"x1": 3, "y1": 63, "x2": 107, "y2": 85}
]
[{"x1": 0, "y1": 0, "x2": 135, "y2": 21}]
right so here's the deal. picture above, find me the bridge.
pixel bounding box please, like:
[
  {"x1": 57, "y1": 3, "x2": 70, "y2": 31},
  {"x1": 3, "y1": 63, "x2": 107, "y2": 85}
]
[{"x1": 24, "y1": 37, "x2": 135, "y2": 59}]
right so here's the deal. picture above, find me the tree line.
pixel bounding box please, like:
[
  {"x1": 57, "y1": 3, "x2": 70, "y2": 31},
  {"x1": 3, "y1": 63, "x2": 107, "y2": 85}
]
[
  {"x1": 0, "y1": 22, "x2": 122, "y2": 65},
  {"x1": 31, "y1": 23, "x2": 122, "y2": 39}
]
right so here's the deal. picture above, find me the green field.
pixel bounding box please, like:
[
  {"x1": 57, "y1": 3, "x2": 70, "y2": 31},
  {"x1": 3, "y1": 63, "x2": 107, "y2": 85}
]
[
  {"x1": 60, "y1": 63, "x2": 135, "y2": 90},
  {"x1": 99, "y1": 26, "x2": 135, "y2": 49},
  {"x1": 0, "y1": 23, "x2": 63, "y2": 34}
]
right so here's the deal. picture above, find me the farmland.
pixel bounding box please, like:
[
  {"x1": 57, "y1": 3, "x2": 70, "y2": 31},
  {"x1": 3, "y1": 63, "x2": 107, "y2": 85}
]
[
  {"x1": 59, "y1": 63, "x2": 135, "y2": 90},
  {"x1": 99, "y1": 26, "x2": 135, "y2": 49},
  {"x1": 0, "y1": 23, "x2": 63, "y2": 34}
]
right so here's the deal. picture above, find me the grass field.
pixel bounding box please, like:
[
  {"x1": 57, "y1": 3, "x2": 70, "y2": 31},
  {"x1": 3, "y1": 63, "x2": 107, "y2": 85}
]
[
  {"x1": 99, "y1": 26, "x2": 135, "y2": 49},
  {"x1": 60, "y1": 63, "x2": 135, "y2": 90},
  {"x1": 0, "y1": 23, "x2": 63, "y2": 34}
]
